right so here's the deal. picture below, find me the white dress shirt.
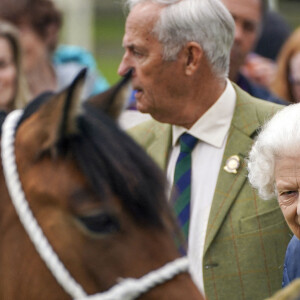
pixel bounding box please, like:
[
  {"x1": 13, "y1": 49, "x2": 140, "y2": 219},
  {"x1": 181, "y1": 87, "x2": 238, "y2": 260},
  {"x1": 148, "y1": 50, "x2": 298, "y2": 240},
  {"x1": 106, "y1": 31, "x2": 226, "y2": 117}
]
[{"x1": 166, "y1": 79, "x2": 236, "y2": 293}]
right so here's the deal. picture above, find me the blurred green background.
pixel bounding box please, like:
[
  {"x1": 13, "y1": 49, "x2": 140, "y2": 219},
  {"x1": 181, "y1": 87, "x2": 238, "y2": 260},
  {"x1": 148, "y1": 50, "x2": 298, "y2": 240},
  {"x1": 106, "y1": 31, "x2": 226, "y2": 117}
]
[
  {"x1": 57, "y1": 0, "x2": 300, "y2": 87},
  {"x1": 93, "y1": 2, "x2": 126, "y2": 85}
]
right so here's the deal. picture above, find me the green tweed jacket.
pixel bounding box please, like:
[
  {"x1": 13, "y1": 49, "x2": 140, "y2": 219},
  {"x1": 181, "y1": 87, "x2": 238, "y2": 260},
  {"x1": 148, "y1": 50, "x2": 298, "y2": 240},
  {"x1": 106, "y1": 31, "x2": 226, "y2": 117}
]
[{"x1": 128, "y1": 83, "x2": 292, "y2": 300}]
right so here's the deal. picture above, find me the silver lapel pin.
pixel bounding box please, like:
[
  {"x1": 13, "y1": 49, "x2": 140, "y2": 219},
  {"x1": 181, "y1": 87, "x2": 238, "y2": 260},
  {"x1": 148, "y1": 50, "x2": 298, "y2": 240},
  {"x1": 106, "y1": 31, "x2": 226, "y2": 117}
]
[{"x1": 224, "y1": 155, "x2": 240, "y2": 174}]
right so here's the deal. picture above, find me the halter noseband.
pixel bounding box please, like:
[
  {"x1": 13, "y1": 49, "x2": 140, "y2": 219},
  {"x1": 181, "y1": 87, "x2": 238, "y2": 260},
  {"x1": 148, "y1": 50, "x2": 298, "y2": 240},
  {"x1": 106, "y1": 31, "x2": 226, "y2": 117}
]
[{"x1": 1, "y1": 109, "x2": 190, "y2": 300}]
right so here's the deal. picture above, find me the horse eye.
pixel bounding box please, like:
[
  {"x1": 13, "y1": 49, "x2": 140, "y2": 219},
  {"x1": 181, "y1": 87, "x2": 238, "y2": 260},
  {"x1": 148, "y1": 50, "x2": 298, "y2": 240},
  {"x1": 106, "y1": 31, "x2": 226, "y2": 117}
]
[{"x1": 78, "y1": 213, "x2": 120, "y2": 235}]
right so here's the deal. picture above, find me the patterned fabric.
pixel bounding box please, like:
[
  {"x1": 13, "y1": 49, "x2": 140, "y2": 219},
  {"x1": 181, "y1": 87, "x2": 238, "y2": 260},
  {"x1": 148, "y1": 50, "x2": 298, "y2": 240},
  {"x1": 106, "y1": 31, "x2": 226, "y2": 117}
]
[{"x1": 173, "y1": 133, "x2": 198, "y2": 239}]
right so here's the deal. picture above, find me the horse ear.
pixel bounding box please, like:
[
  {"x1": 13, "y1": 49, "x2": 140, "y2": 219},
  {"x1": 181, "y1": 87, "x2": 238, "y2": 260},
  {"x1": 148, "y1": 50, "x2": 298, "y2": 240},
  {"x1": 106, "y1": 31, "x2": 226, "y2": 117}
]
[
  {"x1": 58, "y1": 68, "x2": 87, "y2": 137},
  {"x1": 34, "y1": 68, "x2": 87, "y2": 154},
  {"x1": 87, "y1": 69, "x2": 132, "y2": 120}
]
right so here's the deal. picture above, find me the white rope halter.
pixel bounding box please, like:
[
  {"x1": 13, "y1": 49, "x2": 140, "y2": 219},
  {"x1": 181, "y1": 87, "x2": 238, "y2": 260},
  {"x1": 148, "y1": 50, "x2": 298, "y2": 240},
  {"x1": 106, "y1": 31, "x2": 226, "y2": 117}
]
[{"x1": 1, "y1": 109, "x2": 189, "y2": 300}]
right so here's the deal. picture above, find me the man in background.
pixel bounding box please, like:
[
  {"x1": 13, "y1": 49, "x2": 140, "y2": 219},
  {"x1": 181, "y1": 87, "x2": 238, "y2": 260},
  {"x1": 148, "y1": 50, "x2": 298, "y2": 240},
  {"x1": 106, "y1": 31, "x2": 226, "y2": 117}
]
[{"x1": 222, "y1": 0, "x2": 287, "y2": 104}]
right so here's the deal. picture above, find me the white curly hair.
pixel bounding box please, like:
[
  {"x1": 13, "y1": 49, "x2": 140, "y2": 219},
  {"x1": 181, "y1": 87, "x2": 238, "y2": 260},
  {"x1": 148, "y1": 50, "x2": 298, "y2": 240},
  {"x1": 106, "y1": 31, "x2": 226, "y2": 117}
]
[{"x1": 248, "y1": 103, "x2": 300, "y2": 200}]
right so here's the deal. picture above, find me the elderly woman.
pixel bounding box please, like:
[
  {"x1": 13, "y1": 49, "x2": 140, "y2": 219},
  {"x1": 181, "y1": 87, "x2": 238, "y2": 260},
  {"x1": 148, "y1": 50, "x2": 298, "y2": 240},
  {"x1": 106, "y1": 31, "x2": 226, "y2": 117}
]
[{"x1": 248, "y1": 103, "x2": 300, "y2": 290}]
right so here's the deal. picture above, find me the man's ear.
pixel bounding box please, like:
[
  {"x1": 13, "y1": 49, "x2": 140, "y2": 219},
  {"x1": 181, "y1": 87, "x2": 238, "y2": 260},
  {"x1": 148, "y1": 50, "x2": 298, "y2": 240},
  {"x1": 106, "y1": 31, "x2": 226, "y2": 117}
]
[{"x1": 184, "y1": 42, "x2": 203, "y2": 75}]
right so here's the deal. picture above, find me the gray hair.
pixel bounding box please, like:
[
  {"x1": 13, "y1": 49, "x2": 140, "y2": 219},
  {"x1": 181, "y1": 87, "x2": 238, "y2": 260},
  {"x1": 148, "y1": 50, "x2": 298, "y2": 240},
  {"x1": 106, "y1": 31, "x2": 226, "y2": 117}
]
[
  {"x1": 123, "y1": 0, "x2": 235, "y2": 78},
  {"x1": 248, "y1": 103, "x2": 300, "y2": 200}
]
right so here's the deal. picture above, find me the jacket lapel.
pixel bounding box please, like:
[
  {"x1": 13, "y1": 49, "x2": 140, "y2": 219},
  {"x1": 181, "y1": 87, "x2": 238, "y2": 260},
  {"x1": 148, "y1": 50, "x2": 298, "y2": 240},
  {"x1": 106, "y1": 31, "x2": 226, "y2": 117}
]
[
  {"x1": 129, "y1": 120, "x2": 172, "y2": 170},
  {"x1": 147, "y1": 127, "x2": 172, "y2": 170},
  {"x1": 203, "y1": 84, "x2": 266, "y2": 255}
]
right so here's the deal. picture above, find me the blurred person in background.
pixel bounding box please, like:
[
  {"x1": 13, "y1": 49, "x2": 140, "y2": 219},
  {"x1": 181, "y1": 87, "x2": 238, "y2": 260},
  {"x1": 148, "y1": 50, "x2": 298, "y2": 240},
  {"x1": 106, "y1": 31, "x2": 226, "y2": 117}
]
[
  {"x1": 254, "y1": 10, "x2": 291, "y2": 62},
  {"x1": 222, "y1": 0, "x2": 287, "y2": 105},
  {"x1": 270, "y1": 28, "x2": 300, "y2": 103},
  {"x1": 0, "y1": 20, "x2": 29, "y2": 113},
  {"x1": 242, "y1": 10, "x2": 291, "y2": 90},
  {"x1": 0, "y1": 0, "x2": 109, "y2": 99}
]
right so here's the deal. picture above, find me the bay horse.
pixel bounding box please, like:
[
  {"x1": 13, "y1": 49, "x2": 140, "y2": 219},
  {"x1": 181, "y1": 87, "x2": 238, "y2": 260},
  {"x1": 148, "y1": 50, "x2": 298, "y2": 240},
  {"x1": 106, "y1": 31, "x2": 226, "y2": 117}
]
[{"x1": 0, "y1": 69, "x2": 204, "y2": 300}]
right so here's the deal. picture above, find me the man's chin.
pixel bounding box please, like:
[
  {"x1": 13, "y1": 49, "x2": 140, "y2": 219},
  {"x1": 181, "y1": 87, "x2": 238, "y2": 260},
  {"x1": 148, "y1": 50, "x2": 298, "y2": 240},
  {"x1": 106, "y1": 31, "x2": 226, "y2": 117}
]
[
  {"x1": 136, "y1": 102, "x2": 149, "y2": 114},
  {"x1": 135, "y1": 96, "x2": 150, "y2": 113}
]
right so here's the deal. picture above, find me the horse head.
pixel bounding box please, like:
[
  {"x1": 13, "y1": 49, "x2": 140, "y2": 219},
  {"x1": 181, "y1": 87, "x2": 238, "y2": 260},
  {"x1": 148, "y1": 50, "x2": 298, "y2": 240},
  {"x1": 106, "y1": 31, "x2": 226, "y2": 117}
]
[{"x1": 0, "y1": 70, "x2": 204, "y2": 300}]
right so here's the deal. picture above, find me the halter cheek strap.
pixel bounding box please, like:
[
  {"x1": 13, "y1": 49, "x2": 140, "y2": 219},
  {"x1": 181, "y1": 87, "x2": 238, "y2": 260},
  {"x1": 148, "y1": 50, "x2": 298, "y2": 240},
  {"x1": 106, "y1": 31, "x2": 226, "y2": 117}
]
[{"x1": 1, "y1": 110, "x2": 190, "y2": 300}]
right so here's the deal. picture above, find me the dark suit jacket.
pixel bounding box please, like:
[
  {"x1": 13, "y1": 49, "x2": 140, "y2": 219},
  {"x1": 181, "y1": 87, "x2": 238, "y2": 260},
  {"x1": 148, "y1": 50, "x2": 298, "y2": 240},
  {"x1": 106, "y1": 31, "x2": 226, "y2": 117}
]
[{"x1": 128, "y1": 83, "x2": 292, "y2": 300}]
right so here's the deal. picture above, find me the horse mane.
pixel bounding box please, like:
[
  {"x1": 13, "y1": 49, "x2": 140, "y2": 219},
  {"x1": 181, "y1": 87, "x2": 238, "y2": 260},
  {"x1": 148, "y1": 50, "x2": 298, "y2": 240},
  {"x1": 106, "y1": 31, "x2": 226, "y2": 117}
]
[{"x1": 12, "y1": 94, "x2": 171, "y2": 229}]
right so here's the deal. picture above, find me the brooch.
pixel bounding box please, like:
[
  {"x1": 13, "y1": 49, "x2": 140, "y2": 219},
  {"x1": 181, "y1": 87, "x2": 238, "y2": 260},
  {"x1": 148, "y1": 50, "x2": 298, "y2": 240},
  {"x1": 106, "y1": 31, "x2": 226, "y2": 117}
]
[{"x1": 224, "y1": 155, "x2": 240, "y2": 174}]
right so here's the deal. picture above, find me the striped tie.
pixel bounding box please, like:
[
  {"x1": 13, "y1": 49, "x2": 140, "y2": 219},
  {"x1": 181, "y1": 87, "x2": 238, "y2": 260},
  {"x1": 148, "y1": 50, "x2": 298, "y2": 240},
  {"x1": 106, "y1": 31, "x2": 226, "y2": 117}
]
[{"x1": 173, "y1": 133, "x2": 198, "y2": 240}]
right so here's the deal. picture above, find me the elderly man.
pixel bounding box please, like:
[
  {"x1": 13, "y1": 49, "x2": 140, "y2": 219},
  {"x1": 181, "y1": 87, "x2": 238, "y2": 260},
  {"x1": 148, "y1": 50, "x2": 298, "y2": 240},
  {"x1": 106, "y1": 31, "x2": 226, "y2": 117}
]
[{"x1": 118, "y1": 0, "x2": 291, "y2": 299}]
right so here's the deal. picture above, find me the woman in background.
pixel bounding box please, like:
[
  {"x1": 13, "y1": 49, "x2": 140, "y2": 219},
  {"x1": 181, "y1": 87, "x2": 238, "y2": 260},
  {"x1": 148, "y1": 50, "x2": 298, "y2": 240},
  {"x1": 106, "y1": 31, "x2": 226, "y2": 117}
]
[
  {"x1": 271, "y1": 28, "x2": 300, "y2": 103},
  {"x1": 0, "y1": 0, "x2": 109, "y2": 100},
  {"x1": 0, "y1": 21, "x2": 29, "y2": 112}
]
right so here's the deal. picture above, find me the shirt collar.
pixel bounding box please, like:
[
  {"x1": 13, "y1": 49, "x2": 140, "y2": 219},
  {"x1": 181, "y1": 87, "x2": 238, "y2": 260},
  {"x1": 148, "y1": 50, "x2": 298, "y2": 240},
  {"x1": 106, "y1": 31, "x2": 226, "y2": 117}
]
[{"x1": 172, "y1": 79, "x2": 236, "y2": 148}]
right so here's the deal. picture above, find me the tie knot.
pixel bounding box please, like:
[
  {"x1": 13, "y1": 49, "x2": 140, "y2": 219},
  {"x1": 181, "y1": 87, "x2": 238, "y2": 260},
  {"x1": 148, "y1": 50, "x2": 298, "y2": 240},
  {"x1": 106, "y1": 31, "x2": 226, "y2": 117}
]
[{"x1": 179, "y1": 133, "x2": 198, "y2": 153}]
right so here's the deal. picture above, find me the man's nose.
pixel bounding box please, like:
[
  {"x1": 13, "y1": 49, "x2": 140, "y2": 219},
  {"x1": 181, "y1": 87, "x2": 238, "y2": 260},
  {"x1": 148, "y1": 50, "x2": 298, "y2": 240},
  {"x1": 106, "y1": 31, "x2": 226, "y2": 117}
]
[{"x1": 118, "y1": 53, "x2": 132, "y2": 77}]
